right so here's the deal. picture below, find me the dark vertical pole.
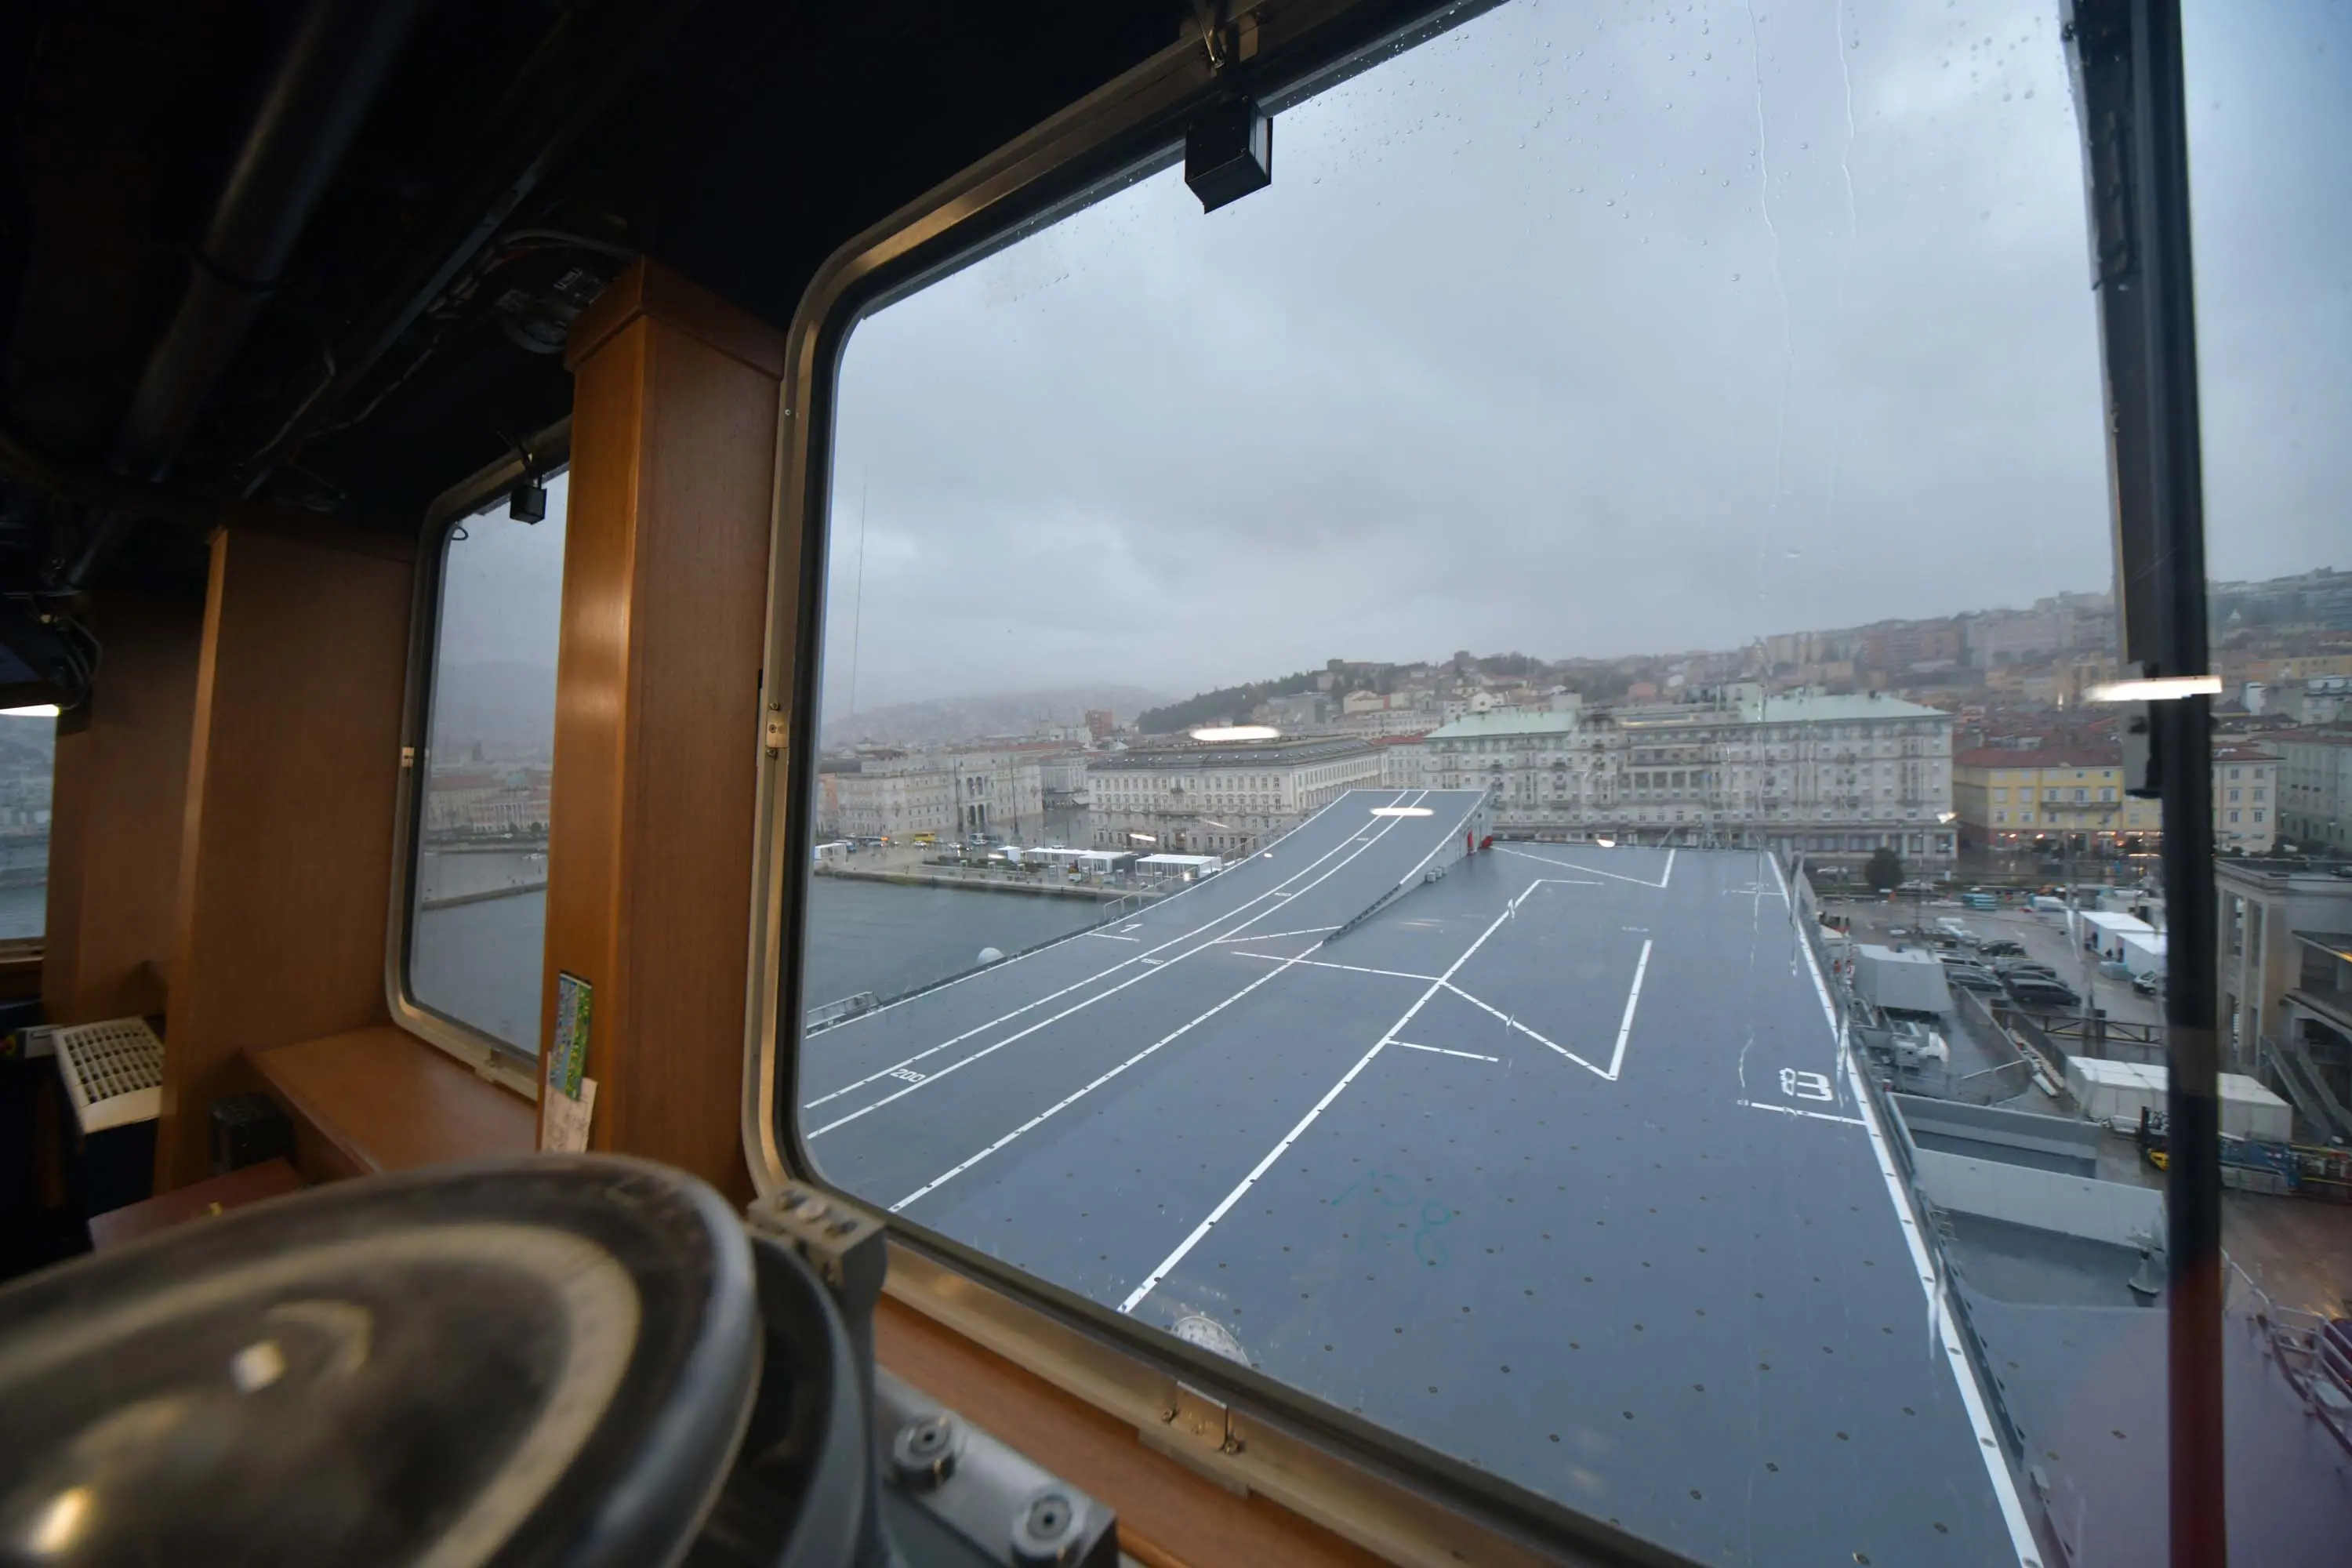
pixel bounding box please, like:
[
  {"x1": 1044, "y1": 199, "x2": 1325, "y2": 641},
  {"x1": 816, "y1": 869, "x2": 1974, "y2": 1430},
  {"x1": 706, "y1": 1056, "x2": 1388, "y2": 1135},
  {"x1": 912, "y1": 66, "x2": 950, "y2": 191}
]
[{"x1": 2064, "y1": 2, "x2": 2224, "y2": 1564}]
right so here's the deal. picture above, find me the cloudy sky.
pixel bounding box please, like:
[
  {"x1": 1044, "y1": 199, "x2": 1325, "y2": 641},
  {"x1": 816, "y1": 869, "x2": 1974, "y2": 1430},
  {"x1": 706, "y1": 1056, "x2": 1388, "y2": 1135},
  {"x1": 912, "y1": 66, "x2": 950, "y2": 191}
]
[
  {"x1": 419, "y1": 2, "x2": 2345, "y2": 716},
  {"x1": 441, "y1": 470, "x2": 570, "y2": 666},
  {"x1": 815, "y1": 0, "x2": 2347, "y2": 718}
]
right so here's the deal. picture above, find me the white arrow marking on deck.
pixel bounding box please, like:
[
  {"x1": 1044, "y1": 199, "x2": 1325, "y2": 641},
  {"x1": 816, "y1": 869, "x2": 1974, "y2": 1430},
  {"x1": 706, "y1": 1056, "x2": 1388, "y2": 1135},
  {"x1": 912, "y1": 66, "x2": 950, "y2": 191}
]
[{"x1": 1118, "y1": 896, "x2": 1523, "y2": 1316}]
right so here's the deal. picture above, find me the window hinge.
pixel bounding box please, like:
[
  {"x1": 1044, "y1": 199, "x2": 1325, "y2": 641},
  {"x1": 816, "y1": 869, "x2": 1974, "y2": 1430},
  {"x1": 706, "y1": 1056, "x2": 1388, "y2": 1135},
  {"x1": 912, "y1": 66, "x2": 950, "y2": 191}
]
[
  {"x1": 763, "y1": 711, "x2": 787, "y2": 758},
  {"x1": 400, "y1": 745, "x2": 416, "y2": 770},
  {"x1": 1140, "y1": 1383, "x2": 1247, "y2": 1494}
]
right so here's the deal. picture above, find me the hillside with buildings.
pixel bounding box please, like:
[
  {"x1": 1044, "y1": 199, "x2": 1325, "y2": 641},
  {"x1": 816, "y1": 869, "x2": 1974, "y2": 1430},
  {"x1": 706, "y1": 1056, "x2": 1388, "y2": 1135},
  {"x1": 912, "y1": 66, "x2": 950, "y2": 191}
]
[{"x1": 811, "y1": 564, "x2": 2352, "y2": 875}]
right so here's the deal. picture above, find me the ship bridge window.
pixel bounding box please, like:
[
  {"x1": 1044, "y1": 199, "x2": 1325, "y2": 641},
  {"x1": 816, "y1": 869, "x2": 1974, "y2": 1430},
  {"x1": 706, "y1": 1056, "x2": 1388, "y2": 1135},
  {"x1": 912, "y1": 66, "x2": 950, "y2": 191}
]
[
  {"x1": 394, "y1": 461, "x2": 568, "y2": 1085},
  {"x1": 754, "y1": 0, "x2": 2329, "y2": 1560},
  {"x1": 0, "y1": 707, "x2": 55, "y2": 942}
]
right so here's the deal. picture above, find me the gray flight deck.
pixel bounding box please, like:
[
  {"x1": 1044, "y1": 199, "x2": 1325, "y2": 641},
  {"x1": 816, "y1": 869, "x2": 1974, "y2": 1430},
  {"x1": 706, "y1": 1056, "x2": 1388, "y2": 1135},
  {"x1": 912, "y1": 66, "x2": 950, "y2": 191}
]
[{"x1": 801, "y1": 790, "x2": 2034, "y2": 1567}]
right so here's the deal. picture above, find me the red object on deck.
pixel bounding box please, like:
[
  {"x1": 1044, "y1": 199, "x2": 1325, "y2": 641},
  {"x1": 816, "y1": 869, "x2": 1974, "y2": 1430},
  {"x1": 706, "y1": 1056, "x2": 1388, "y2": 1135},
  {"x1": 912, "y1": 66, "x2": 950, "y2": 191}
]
[{"x1": 1479, "y1": 834, "x2": 1494, "y2": 851}]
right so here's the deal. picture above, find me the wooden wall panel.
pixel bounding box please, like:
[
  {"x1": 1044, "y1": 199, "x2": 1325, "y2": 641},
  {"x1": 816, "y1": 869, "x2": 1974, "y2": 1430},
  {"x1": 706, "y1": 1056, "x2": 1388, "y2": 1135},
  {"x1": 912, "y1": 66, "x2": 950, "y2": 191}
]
[
  {"x1": 154, "y1": 517, "x2": 414, "y2": 1190},
  {"x1": 543, "y1": 260, "x2": 782, "y2": 1200},
  {"x1": 41, "y1": 594, "x2": 204, "y2": 1024}
]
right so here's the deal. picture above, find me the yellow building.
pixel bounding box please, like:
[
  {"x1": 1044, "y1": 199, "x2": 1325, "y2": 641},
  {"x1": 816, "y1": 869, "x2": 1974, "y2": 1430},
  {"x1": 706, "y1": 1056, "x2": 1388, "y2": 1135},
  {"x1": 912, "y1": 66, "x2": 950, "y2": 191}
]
[
  {"x1": 1953, "y1": 743, "x2": 2278, "y2": 852},
  {"x1": 1953, "y1": 746, "x2": 2158, "y2": 849}
]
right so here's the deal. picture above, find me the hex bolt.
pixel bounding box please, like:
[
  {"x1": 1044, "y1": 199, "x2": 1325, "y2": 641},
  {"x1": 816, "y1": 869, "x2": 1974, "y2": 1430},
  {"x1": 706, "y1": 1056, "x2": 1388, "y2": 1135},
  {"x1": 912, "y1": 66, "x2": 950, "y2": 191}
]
[
  {"x1": 1011, "y1": 1489, "x2": 1083, "y2": 1565},
  {"x1": 888, "y1": 1414, "x2": 958, "y2": 1491}
]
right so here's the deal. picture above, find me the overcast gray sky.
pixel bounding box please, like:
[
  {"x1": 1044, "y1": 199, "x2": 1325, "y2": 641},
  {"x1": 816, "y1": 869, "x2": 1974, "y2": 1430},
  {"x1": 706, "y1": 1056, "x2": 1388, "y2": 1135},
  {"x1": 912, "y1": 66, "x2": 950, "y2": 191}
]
[
  {"x1": 441, "y1": 470, "x2": 570, "y2": 667},
  {"x1": 419, "y1": 3, "x2": 2346, "y2": 713},
  {"x1": 815, "y1": 0, "x2": 2346, "y2": 717}
]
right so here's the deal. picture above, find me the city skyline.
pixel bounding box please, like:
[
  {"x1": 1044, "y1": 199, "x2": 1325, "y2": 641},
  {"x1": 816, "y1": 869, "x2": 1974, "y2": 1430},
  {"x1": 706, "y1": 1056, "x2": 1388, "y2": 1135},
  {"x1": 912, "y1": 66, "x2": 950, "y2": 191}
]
[{"x1": 818, "y1": 0, "x2": 2350, "y2": 717}]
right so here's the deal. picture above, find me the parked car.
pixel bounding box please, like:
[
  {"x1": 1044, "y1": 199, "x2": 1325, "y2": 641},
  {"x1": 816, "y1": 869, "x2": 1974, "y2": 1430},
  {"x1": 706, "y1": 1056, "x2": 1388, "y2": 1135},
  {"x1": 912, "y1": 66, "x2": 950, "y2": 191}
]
[
  {"x1": 2008, "y1": 980, "x2": 2082, "y2": 1008},
  {"x1": 1978, "y1": 938, "x2": 2025, "y2": 957},
  {"x1": 1946, "y1": 969, "x2": 2005, "y2": 993},
  {"x1": 2131, "y1": 971, "x2": 2165, "y2": 997}
]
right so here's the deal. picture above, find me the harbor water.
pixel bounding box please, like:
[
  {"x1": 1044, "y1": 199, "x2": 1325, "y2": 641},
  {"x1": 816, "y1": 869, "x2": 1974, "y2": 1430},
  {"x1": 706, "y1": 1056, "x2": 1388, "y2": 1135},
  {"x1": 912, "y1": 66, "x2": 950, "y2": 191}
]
[{"x1": 410, "y1": 872, "x2": 1102, "y2": 1051}]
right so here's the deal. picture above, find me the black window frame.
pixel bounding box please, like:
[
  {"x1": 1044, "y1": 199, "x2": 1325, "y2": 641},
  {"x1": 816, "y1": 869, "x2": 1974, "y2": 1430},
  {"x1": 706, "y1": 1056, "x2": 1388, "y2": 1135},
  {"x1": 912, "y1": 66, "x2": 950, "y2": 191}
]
[{"x1": 385, "y1": 420, "x2": 571, "y2": 1095}]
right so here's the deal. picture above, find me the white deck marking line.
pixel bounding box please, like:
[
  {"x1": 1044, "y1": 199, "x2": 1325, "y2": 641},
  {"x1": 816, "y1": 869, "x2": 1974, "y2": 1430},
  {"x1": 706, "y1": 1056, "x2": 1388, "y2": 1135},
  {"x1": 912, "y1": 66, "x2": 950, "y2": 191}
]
[
  {"x1": 801, "y1": 793, "x2": 1424, "y2": 1110},
  {"x1": 1606, "y1": 938, "x2": 1653, "y2": 1080},
  {"x1": 1394, "y1": 1040, "x2": 1500, "y2": 1062},
  {"x1": 1226, "y1": 952, "x2": 1440, "y2": 982},
  {"x1": 1493, "y1": 845, "x2": 1671, "y2": 887},
  {"x1": 1739, "y1": 1099, "x2": 1865, "y2": 1127},
  {"x1": 1773, "y1": 852, "x2": 2040, "y2": 1568},
  {"x1": 1086, "y1": 931, "x2": 1142, "y2": 942},
  {"x1": 1417, "y1": 877, "x2": 1630, "y2": 1079},
  {"x1": 807, "y1": 791, "x2": 1410, "y2": 1036},
  {"x1": 888, "y1": 946, "x2": 1327, "y2": 1213},
  {"x1": 805, "y1": 791, "x2": 1433, "y2": 1130},
  {"x1": 1436, "y1": 982, "x2": 1604, "y2": 1076},
  {"x1": 1211, "y1": 926, "x2": 1338, "y2": 943},
  {"x1": 1118, "y1": 897, "x2": 1522, "y2": 1316}
]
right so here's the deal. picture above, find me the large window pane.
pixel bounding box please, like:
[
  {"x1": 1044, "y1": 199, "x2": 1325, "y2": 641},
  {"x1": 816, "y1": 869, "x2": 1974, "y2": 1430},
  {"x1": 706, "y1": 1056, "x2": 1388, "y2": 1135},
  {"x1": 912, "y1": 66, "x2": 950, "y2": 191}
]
[
  {"x1": 793, "y1": 2, "x2": 2341, "y2": 1560},
  {"x1": 0, "y1": 709, "x2": 54, "y2": 940},
  {"x1": 409, "y1": 472, "x2": 567, "y2": 1056}
]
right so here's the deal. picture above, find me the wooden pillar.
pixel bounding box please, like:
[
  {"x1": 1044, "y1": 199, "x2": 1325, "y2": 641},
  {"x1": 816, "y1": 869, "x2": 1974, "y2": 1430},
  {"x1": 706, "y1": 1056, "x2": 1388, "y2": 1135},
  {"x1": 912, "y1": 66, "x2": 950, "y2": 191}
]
[
  {"x1": 42, "y1": 594, "x2": 205, "y2": 1025},
  {"x1": 544, "y1": 261, "x2": 782, "y2": 1200},
  {"x1": 154, "y1": 515, "x2": 413, "y2": 1190}
]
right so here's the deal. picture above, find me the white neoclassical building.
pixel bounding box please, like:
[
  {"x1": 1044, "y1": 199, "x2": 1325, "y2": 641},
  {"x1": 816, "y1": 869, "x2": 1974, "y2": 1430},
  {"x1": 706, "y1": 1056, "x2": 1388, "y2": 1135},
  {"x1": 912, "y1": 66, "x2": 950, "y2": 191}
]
[
  {"x1": 1085, "y1": 737, "x2": 1381, "y2": 854},
  {"x1": 1421, "y1": 691, "x2": 1957, "y2": 864}
]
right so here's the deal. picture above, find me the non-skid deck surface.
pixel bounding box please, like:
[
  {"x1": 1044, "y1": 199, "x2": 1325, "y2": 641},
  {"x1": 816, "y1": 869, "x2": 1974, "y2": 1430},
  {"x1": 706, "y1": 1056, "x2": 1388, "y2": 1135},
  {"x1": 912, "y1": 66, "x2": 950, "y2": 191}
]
[{"x1": 801, "y1": 792, "x2": 2029, "y2": 1566}]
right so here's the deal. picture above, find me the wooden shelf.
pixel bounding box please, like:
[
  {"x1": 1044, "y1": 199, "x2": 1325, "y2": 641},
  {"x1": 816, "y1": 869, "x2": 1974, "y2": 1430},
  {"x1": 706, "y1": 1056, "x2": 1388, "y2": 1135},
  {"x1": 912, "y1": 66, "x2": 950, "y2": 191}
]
[{"x1": 248, "y1": 1025, "x2": 535, "y2": 1180}]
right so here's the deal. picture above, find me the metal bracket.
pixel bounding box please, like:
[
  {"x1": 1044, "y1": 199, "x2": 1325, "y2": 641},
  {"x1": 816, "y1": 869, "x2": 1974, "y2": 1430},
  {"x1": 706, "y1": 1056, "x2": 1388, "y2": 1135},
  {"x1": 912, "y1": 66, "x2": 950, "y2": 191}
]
[
  {"x1": 1139, "y1": 1382, "x2": 1249, "y2": 1495},
  {"x1": 764, "y1": 710, "x2": 787, "y2": 758},
  {"x1": 744, "y1": 1185, "x2": 1118, "y2": 1565},
  {"x1": 1188, "y1": 1, "x2": 1261, "y2": 73},
  {"x1": 400, "y1": 745, "x2": 416, "y2": 769}
]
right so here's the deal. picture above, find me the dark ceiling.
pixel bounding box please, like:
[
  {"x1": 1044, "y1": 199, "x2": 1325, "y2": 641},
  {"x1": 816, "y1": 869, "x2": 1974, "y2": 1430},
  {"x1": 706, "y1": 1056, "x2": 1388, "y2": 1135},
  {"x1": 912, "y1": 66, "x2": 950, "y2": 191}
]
[{"x1": 0, "y1": 0, "x2": 1179, "y2": 645}]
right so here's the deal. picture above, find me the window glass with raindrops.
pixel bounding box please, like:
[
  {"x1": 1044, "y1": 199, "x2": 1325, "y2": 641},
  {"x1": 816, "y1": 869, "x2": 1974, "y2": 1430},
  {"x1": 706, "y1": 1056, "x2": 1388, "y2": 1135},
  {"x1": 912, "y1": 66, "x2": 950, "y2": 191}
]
[{"x1": 792, "y1": 2, "x2": 2351, "y2": 1562}]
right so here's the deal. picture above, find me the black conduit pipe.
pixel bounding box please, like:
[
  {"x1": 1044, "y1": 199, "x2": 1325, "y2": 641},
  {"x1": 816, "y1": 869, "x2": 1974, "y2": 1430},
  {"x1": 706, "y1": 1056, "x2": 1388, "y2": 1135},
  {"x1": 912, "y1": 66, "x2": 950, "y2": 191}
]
[{"x1": 111, "y1": 0, "x2": 422, "y2": 485}]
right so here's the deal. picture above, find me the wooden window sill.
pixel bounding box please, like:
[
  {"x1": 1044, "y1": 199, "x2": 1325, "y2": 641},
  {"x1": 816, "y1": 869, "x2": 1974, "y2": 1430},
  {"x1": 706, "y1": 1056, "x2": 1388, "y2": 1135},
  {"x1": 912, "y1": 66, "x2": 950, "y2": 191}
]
[
  {"x1": 247, "y1": 1025, "x2": 535, "y2": 1180},
  {"x1": 874, "y1": 1294, "x2": 1385, "y2": 1568}
]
